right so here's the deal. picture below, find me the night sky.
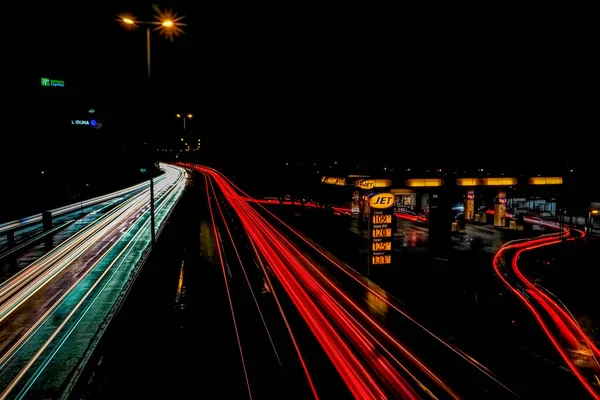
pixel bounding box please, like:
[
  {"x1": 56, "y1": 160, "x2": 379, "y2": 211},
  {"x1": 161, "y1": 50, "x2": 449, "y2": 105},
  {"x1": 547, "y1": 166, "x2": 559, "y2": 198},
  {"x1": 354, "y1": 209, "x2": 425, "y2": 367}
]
[{"x1": 6, "y1": 4, "x2": 597, "y2": 171}]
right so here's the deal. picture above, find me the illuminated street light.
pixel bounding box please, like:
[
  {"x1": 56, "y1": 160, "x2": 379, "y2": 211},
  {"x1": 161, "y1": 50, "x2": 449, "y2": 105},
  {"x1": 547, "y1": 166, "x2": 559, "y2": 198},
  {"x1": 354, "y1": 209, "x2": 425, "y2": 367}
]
[
  {"x1": 117, "y1": 8, "x2": 186, "y2": 79},
  {"x1": 117, "y1": 7, "x2": 186, "y2": 246},
  {"x1": 176, "y1": 113, "x2": 193, "y2": 131}
]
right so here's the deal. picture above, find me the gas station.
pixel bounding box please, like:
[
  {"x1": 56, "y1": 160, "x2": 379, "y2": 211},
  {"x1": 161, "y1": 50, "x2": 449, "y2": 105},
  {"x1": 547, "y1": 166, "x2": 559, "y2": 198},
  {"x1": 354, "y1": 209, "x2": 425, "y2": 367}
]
[{"x1": 320, "y1": 172, "x2": 570, "y2": 250}]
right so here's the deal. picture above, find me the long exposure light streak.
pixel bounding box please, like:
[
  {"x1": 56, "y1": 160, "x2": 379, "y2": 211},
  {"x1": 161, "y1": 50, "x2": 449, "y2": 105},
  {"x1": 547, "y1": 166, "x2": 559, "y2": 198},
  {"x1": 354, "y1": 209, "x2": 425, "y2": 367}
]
[
  {"x1": 4, "y1": 203, "x2": 162, "y2": 399},
  {"x1": 246, "y1": 223, "x2": 320, "y2": 399},
  {"x1": 493, "y1": 223, "x2": 600, "y2": 399},
  {"x1": 239, "y1": 197, "x2": 451, "y2": 398},
  {"x1": 204, "y1": 175, "x2": 253, "y2": 400},
  {"x1": 206, "y1": 176, "x2": 287, "y2": 369},
  {"x1": 194, "y1": 164, "x2": 474, "y2": 399},
  {"x1": 205, "y1": 173, "x2": 320, "y2": 398},
  {"x1": 190, "y1": 163, "x2": 521, "y2": 399},
  {"x1": 0, "y1": 172, "x2": 168, "y2": 235},
  {"x1": 237, "y1": 202, "x2": 398, "y2": 398},
  {"x1": 0, "y1": 163, "x2": 186, "y2": 399},
  {"x1": 250, "y1": 197, "x2": 519, "y2": 397}
]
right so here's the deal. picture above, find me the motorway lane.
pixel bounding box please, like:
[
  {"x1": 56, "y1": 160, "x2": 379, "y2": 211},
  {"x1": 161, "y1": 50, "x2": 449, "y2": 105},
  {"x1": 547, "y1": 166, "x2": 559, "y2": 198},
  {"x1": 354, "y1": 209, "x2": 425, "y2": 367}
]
[
  {"x1": 251, "y1": 203, "x2": 523, "y2": 399},
  {"x1": 63, "y1": 169, "x2": 252, "y2": 399},
  {"x1": 205, "y1": 171, "x2": 351, "y2": 399},
  {"x1": 56, "y1": 163, "x2": 597, "y2": 399},
  {"x1": 0, "y1": 164, "x2": 185, "y2": 399},
  {"x1": 68, "y1": 168, "x2": 342, "y2": 399},
  {"x1": 0, "y1": 197, "x2": 140, "y2": 282},
  {"x1": 493, "y1": 228, "x2": 600, "y2": 399},
  {"x1": 0, "y1": 175, "x2": 164, "y2": 237},
  {"x1": 207, "y1": 176, "x2": 312, "y2": 398},
  {"x1": 0, "y1": 174, "x2": 175, "y2": 266},
  {"x1": 197, "y1": 165, "x2": 521, "y2": 398},
  {"x1": 0, "y1": 200, "x2": 122, "y2": 255},
  {"x1": 0, "y1": 172, "x2": 177, "y2": 268},
  {"x1": 264, "y1": 205, "x2": 597, "y2": 399}
]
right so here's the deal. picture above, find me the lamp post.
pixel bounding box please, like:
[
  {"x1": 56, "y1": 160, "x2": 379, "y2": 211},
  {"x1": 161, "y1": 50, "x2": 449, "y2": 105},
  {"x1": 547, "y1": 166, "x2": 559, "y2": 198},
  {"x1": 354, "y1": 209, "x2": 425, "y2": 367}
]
[
  {"x1": 121, "y1": 17, "x2": 179, "y2": 80},
  {"x1": 175, "y1": 113, "x2": 193, "y2": 132},
  {"x1": 119, "y1": 10, "x2": 186, "y2": 246},
  {"x1": 176, "y1": 113, "x2": 194, "y2": 168}
]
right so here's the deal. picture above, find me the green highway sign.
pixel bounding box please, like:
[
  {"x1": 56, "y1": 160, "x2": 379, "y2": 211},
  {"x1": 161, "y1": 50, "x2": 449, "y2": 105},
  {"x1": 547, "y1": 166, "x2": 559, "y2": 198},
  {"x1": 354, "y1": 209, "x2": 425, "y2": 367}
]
[{"x1": 41, "y1": 77, "x2": 65, "y2": 87}]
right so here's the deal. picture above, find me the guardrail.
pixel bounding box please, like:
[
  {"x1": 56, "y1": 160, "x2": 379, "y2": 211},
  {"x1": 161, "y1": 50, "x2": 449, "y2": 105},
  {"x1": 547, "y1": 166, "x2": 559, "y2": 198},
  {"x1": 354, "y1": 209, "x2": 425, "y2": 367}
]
[{"x1": 0, "y1": 174, "x2": 165, "y2": 235}]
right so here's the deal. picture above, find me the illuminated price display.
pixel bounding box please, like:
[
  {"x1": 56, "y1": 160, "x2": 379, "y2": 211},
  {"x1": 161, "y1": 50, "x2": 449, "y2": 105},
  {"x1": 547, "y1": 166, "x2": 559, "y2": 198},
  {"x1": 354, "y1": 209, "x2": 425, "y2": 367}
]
[
  {"x1": 372, "y1": 255, "x2": 391, "y2": 265},
  {"x1": 372, "y1": 241, "x2": 392, "y2": 251},
  {"x1": 372, "y1": 228, "x2": 392, "y2": 238},
  {"x1": 368, "y1": 198, "x2": 393, "y2": 270},
  {"x1": 372, "y1": 214, "x2": 392, "y2": 224}
]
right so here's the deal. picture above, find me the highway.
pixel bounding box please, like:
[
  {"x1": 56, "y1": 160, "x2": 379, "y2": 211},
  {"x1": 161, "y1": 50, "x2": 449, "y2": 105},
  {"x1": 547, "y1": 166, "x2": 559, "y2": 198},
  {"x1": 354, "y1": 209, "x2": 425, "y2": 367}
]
[
  {"x1": 0, "y1": 175, "x2": 161, "y2": 238},
  {"x1": 0, "y1": 163, "x2": 186, "y2": 399},
  {"x1": 203, "y1": 168, "x2": 328, "y2": 399},
  {"x1": 266, "y1": 199, "x2": 599, "y2": 398},
  {"x1": 493, "y1": 220, "x2": 600, "y2": 399},
  {"x1": 196, "y1": 164, "x2": 523, "y2": 399},
  {"x1": 3, "y1": 160, "x2": 594, "y2": 398}
]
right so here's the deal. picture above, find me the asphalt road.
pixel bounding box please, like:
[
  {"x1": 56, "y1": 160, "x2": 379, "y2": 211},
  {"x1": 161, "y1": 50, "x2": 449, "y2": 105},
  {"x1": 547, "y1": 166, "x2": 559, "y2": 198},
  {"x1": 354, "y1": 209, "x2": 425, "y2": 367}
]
[
  {"x1": 63, "y1": 178, "x2": 599, "y2": 399},
  {"x1": 265, "y1": 205, "x2": 596, "y2": 399},
  {"x1": 0, "y1": 165, "x2": 185, "y2": 399},
  {"x1": 68, "y1": 170, "x2": 347, "y2": 400}
]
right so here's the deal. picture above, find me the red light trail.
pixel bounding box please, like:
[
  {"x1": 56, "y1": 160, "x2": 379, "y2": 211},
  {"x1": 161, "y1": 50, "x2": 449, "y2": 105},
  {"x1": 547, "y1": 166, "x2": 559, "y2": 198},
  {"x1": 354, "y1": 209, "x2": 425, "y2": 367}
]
[
  {"x1": 493, "y1": 223, "x2": 600, "y2": 399},
  {"x1": 185, "y1": 163, "x2": 524, "y2": 399},
  {"x1": 198, "y1": 165, "x2": 449, "y2": 398}
]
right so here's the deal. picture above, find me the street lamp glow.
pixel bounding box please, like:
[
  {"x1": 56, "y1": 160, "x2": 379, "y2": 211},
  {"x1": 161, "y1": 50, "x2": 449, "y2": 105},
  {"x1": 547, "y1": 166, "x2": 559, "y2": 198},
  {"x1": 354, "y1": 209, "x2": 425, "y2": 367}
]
[
  {"x1": 176, "y1": 113, "x2": 181, "y2": 118},
  {"x1": 162, "y1": 20, "x2": 173, "y2": 27},
  {"x1": 187, "y1": 113, "x2": 193, "y2": 119},
  {"x1": 123, "y1": 18, "x2": 135, "y2": 24}
]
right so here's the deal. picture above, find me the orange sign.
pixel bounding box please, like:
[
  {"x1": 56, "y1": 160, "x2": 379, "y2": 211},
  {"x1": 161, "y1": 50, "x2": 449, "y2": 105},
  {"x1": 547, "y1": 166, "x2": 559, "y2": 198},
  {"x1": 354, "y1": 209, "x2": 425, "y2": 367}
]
[
  {"x1": 372, "y1": 255, "x2": 391, "y2": 265},
  {"x1": 369, "y1": 193, "x2": 395, "y2": 209},
  {"x1": 372, "y1": 241, "x2": 392, "y2": 251},
  {"x1": 372, "y1": 228, "x2": 392, "y2": 238},
  {"x1": 372, "y1": 214, "x2": 392, "y2": 224}
]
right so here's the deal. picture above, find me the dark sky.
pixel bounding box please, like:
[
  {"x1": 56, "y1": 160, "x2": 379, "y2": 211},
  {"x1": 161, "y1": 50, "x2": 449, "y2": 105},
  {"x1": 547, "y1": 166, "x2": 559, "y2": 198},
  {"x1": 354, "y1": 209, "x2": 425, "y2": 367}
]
[{"x1": 9, "y1": 3, "x2": 597, "y2": 168}]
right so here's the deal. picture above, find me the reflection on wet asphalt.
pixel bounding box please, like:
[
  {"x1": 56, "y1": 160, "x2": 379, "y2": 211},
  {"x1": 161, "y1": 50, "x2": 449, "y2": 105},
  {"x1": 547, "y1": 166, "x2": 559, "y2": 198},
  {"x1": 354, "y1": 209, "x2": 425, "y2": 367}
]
[
  {"x1": 351, "y1": 218, "x2": 506, "y2": 253},
  {"x1": 0, "y1": 197, "x2": 128, "y2": 284}
]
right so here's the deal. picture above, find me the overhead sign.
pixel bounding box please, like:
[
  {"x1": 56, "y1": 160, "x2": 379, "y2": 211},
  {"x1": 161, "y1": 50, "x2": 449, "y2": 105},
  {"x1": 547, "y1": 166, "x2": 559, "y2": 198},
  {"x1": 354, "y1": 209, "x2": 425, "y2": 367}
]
[
  {"x1": 355, "y1": 179, "x2": 392, "y2": 189},
  {"x1": 41, "y1": 77, "x2": 65, "y2": 87},
  {"x1": 369, "y1": 193, "x2": 395, "y2": 209},
  {"x1": 368, "y1": 192, "x2": 394, "y2": 270},
  {"x1": 321, "y1": 176, "x2": 346, "y2": 186}
]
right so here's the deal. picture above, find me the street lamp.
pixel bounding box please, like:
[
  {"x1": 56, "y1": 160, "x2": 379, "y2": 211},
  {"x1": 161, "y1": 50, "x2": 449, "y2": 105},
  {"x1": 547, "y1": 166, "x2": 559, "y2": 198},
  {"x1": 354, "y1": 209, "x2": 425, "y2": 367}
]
[
  {"x1": 118, "y1": 8, "x2": 186, "y2": 245},
  {"x1": 175, "y1": 113, "x2": 195, "y2": 168},
  {"x1": 118, "y1": 9, "x2": 186, "y2": 80},
  {"x1": 176, "y1": 113, "x2": 193, "y2": 131}
]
